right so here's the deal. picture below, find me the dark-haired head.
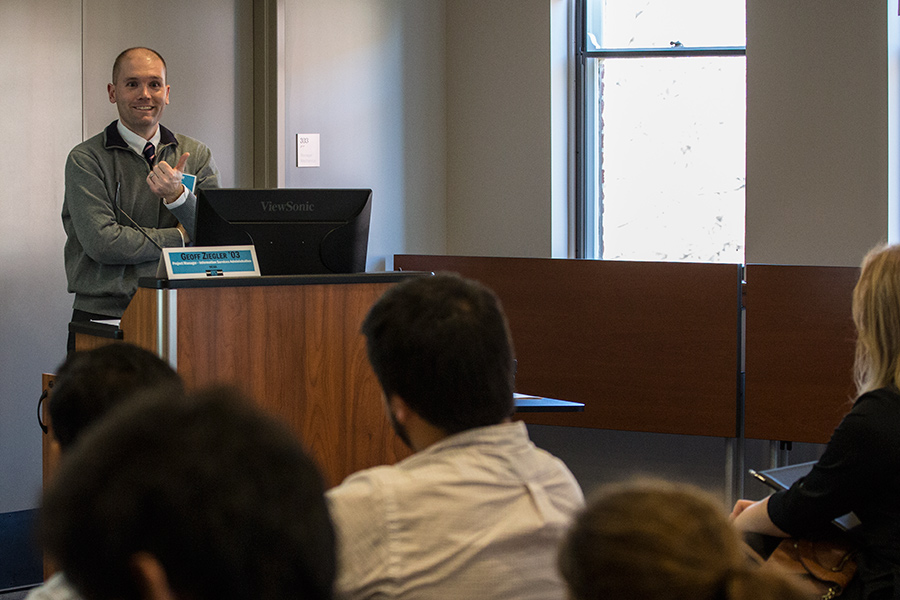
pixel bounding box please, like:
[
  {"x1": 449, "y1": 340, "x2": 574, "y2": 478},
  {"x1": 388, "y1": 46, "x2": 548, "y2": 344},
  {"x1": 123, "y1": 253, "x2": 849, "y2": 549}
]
[
  {"x1": 361, "y1": 273, "x2": 516, "y2": 435},
  {"x1": 40, "y1": 386, "x2": 336, "y2": 600},
  {"x1": 48, "y1": 342, "x2": 183, "y2": 451}
]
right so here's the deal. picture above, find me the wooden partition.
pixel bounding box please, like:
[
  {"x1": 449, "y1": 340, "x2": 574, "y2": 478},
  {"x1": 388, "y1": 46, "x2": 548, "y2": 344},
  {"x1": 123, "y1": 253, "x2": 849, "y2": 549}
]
[
  {"x1": 61, "y1": 259, "x2": 858, "y2": 494},
  {"x1": 395, "y1": 255, "x2": 743, "y2": 438},
  {"x1": 80, "y1": 274, "x2": 416, "y2": 487},
  {"x1": 743, "y1": 264, "x2": 859, "y2": 444}
]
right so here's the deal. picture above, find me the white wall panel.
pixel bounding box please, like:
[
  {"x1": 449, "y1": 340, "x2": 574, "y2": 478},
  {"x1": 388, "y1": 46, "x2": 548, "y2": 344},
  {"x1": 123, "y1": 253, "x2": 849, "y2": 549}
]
[
  {"x1": 746, "y1": 1, "x2": 892, "y2": 266},
  {"x1": 0, "y1": 0, "x2": 251, "y2": 513},
  {"x1": 0, "y1": 1, "x2": 83, "y2": 512},
  {"x1": 81, "y1": 0, "x2": 253, "y2": 188},
  {"x1": 445, "y1": 0, "x2": 555, "y2": 257},
  {"x1": 282, "y1": 0, "x2": 447, "y2": 271}
]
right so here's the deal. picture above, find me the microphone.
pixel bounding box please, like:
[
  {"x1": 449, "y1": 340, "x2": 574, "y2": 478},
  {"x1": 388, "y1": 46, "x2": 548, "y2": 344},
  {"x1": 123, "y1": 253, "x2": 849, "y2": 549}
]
[{"x1": 112, "y1": 181, "x2": 164, "y2": 252}]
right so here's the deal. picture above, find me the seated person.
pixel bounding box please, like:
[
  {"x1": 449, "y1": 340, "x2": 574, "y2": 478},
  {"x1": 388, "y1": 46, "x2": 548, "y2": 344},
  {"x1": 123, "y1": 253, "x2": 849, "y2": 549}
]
[
  {"x1": 46, "y1": 342, "x2": 183, "y2": 454},
  {"x1": 327, "y1": 273, "x2": 585, "y2": 599},
  {"x1": 38, "y1": 386, "x2": 336, "y2": 600},
  {"x1": 31, "y1": 342, "x2": 184, "y2": 600},
  {"x1": 558, "y1": 479, "x2": 808, "y2": 600},
  {"x1": 732, "y1": 244, "x2": 900, "y2": 600}
]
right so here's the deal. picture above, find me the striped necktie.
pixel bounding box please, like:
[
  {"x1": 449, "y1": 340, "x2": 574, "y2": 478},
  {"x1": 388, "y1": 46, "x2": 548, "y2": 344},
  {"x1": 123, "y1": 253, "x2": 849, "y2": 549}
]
[{"x1": 142, "y1": 141, "x2": 156, "y2": 166}]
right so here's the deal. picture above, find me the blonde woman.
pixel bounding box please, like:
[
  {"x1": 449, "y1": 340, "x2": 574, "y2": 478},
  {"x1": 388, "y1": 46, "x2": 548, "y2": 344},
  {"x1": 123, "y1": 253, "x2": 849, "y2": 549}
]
[
  {"x1": 559, "y1": 479, "x2": 807, "y2": 600},
  {"x1": 733, "y1": 244, "x2": 900, "y2": 600}
]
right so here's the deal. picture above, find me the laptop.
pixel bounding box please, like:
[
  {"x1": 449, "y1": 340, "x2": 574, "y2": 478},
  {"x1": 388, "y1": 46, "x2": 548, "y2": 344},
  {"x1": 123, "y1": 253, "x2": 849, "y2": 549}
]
[{"x1": 749, "y1": 461, "x2": 861, "y2": 531}]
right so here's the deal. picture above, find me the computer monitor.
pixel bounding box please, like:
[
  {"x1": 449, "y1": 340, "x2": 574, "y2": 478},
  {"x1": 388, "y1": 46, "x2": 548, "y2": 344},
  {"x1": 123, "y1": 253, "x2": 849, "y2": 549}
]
[{"x1": 193, "y1": 188, "x2": 372, "y2": 276}]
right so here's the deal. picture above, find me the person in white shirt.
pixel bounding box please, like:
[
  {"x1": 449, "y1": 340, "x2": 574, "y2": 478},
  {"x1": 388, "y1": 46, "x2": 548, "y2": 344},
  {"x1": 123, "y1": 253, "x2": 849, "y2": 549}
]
[{"x1": 327, "y1": 273, "x2": 585, "y2": 600}]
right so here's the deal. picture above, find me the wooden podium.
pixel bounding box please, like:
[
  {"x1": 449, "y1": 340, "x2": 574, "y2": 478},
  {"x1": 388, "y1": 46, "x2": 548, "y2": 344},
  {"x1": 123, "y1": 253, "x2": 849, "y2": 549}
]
[{"x1": 70, "y1": 273, "x2": 418, "y2": 487}]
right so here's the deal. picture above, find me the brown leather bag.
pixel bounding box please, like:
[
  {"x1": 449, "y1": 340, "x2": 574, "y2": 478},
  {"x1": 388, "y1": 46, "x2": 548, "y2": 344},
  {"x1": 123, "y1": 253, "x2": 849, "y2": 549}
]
[{"x1": 767, "y1": 537, "x2": 857, "y2": 599}]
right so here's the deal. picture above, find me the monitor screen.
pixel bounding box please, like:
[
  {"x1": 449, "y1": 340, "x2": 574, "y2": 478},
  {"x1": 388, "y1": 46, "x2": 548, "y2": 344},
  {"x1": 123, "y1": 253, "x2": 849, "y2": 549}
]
[{"x1": 193, "y1": 188, "x2": 372, "y2": 276}]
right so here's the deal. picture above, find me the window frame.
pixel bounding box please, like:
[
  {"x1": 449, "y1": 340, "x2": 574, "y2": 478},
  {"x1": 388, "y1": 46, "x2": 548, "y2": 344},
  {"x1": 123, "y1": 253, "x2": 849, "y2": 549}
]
[{"x1": 574, "y1": 0, "x2": 747, "y2": 259}]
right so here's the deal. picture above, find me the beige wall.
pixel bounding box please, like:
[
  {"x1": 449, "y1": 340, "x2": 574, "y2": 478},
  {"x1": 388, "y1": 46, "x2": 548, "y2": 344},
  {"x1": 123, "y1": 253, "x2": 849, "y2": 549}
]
[
  {"x1": 0, "y1": 1, "x2": 82, "y2": 513},
  {"x1": 282, "y1": 0, "x2": 448, "y2": 271},
  {"x1": 445, "y1": 0, "x2": 558, "y2": 257},
  {"x1": 746, "y1": 1, "x2": 891, "y2": 267},
  {"x1": 81, "y1": 1, "x2": 253, "y2": 188},
  {"x1": 0, "y1": 0, "x2": 251, "y2": 512},
  {"x1": 279, "y1": 0, "x2": 570, "y2": 266}
]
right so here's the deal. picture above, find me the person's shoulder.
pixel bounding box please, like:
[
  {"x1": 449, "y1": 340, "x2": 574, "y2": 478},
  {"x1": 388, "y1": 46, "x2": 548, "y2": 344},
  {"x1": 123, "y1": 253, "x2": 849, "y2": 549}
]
[
  {"x1": 525, "y1": 446, "x2": 585, "y2": 504},
  {"x1": 67, "y1": 129, "x2": 107, "y2": 157},
  {"x1": 162, "y1": 125, "x2": 210, "y2": 152},
  {"x1": 66, "y1": 130, "x2": 115, "y2": 175},
  {"x1": 172, "y1": 133, "x2": 216, "y2": 168},
  {"x1": 174, "y1": 133, "x2": 210, "y2": 148},
  {"x1": 328, "y1": 463, "x2": 400, "y2": 499},
  {"x1": 836, "y1": 387, "x2": 900, "y2": 452},
  {"x1": 853, "y1": 387, "x2": 900, "y2": 416},
  {"x1": 859, "y1": 386, "x2": 900, "y2": 401},
  {"x1": 326, "y1": 465, "x2": 402, "y2": 525},
  {"x1": 845, "y1": 388, "x2": 900, "y2": 438},
  {"x1": 25, "y1": 572, "x2": 84, "y2": 600}
]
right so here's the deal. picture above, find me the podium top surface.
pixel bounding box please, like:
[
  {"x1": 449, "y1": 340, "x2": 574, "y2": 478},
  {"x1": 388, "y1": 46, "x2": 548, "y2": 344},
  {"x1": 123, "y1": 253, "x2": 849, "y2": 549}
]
[{"x1": 138, "y1": 271, "x2": 429, "y2": 290}]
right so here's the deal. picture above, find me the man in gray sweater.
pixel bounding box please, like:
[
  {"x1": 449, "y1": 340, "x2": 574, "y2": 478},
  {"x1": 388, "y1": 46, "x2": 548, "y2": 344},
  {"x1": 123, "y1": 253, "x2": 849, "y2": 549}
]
[{"x1": 62, "y1": 47, "x2": 219, "y2": 351}]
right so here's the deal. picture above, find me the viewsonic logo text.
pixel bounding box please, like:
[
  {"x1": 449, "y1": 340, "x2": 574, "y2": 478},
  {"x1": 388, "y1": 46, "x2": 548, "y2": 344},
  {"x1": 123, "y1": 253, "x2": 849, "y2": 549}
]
[{"x1": 260, "y1": 201, "x2": 314, "y2": 212}]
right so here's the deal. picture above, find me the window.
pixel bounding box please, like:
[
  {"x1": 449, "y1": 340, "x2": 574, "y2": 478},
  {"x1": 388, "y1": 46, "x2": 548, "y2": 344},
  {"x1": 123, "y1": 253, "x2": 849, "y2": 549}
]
[{"x1": 577, "y1": 0, "x2": 746, "y2": 263}]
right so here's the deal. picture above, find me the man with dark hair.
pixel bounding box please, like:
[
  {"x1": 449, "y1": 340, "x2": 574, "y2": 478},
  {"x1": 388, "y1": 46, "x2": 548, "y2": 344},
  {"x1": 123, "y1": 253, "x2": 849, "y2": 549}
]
[
  {"x1": 47, "y1": 342, "x2": 183, "y2": 452},
  {"x1": 327, "y1": 273, "x2": 584, "y2": 599},
  {"x1": 29, "y1": 342, "x2": 184, "y2": 600},
  {"x1": 39, "y1": 387, "x2": 336, "y2": 600},
  {"x1": 63, "y1": 46, "x2": 219, "y2": 352}
]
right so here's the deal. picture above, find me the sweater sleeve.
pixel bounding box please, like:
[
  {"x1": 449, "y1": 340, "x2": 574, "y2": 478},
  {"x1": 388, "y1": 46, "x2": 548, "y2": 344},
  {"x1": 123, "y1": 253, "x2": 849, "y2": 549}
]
[
  {"x1": 767, "y1": 394, "x2": 881, "y2": 537},
  {"x1": 64, "y1": 147, "x2": 182, "y2": 265},
  {"x1": 165, "y1": 140, "x2": 220, "y2": 240}
]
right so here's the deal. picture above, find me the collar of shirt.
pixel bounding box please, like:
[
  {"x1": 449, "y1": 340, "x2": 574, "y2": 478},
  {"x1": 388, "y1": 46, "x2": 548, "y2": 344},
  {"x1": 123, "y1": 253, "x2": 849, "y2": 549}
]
[
  {"x1": 408, "y1": 421, "x2": 530, "y2": 463},
  {"x1": 117, "y1": 121, "x2": 162, "y2": 158}
]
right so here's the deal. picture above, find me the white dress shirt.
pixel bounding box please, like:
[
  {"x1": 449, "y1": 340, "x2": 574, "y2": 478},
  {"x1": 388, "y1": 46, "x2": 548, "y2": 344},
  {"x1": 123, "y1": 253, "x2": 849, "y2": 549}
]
[
  {"x1": 327, "y1": 421, "x2": 585, "y2": 600},
  {"x1": 25, "y1": 573, "x2": 83, "y2": 600}
]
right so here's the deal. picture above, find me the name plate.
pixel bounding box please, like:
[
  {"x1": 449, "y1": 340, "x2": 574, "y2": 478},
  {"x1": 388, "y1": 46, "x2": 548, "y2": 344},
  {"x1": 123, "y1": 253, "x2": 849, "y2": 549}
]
[{"x1": 159, "y1": 245, "x2": 261, "y2": 279}]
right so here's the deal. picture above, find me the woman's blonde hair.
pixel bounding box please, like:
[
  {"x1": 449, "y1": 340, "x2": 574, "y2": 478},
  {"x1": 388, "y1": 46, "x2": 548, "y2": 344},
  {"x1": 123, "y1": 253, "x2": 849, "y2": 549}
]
[
  {"x1": 852, "y1": 244, "x2": 900, "y2": 395},
  {"x1": 558, "y1": 479, "x2": 807, "y2": 600}
]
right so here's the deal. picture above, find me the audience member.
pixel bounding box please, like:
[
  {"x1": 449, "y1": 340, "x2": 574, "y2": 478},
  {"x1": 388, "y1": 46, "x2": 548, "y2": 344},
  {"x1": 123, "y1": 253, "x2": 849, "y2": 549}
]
[
  {"x1": 30, "y1": 342, "x2": 184, "y2": 600},
  {"x1": 39, "y1": 386, "x2": 336, "y2": 600},
  {"x1": 47, "y1": 342, "x2": 183, "y2": 453},
  {"x1": 732, "y1": 243, "x2": 900, "y2": 600},
  {"x1": 559, "y1": 479, "x2": 808, "y2": 600},
  {"x1": 327, "y1": 273, "x2": 584, "y2": 599}
]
